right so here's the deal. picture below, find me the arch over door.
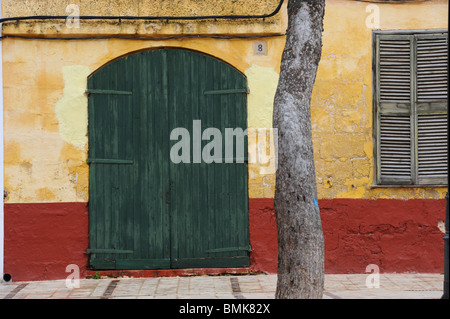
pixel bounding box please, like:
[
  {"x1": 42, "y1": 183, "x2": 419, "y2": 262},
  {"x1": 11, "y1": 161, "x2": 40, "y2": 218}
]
[{"x1": 87, "y1": 49, "x2": 249, "y2": 269}]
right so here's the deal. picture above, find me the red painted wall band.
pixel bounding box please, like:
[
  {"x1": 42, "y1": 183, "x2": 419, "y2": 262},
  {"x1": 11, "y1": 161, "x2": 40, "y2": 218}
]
[
  {"x1": 3, "y1": 198, "x2": 446, "y2": 281},
  {"x1": 4, "y1": 203, "x2": 89, "y2": 281},
  {"x1": 320, "y1": 198, "x2": 446, "y2": 274}
]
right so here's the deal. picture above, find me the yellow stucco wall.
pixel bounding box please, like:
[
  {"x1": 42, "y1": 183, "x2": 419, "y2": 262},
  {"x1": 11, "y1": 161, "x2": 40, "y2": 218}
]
[
  {"x1": 2, "y1": 36, "x2": 287, "y2": 202},
  {"x1": 312, "y1": 0, "x2": 448, "y2": 200},
  {"x1": 1, "y1": 0, "x2": 284, "y2": 37},
  {"x1": 2, "y1": 0, "x2": 287, "y2": 203},
  {"x1": 2, "y1": 0, "x2": 281, "y2": 18},
  {"x1": 2, "y1": 0, "x2": 448, "y2": 203}
]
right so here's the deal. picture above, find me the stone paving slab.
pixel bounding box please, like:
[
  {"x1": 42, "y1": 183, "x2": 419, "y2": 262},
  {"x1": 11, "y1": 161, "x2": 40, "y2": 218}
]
[{"x1": 0, "y1": 273, "x2": 445, "y2": 299}]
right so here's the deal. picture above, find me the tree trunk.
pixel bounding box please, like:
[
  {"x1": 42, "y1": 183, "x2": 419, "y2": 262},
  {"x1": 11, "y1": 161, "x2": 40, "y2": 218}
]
[{"x1": 273, "y1": 0, "x2": 326, "y2": 299}]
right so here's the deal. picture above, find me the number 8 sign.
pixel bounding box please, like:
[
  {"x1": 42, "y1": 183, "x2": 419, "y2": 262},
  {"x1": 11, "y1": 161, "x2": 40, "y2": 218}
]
[{"x1": 253, "y1": 41, "x2": 267, "y2": 56}]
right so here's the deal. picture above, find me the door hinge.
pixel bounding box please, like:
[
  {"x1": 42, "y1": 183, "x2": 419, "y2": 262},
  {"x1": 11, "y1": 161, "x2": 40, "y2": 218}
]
[
  {"x1": 204, "y1": 88, "x2": 249, "y2": 95},
  {"x1": 85, "y1": 89, "x2": 132, "y2": 95},
  {"x1": 87, "y1": 158, "x2": 134, "y2": 165},
  {"x1": 85, "y1": 249, "x2": 134, "y2": 254},
  {"x1": 205, "y1": 245, "x2": 252, "y2": 254}
]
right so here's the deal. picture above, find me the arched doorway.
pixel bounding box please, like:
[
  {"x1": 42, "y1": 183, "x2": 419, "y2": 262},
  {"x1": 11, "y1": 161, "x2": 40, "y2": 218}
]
[{"x1": 87, "y1": 48, "x2": 250, "y2": 269}]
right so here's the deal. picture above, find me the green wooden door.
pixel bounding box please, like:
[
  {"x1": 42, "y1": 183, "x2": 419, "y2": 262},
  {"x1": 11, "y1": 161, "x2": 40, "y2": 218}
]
[{"x1": 88, "y1": 49, "x2": 249, "y2": 270}]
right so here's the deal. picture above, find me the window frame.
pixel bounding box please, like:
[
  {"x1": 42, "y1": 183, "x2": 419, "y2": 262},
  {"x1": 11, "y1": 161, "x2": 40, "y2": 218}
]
[{"x1": 372, "y1": 29, "x2": 448, "y2": 187}]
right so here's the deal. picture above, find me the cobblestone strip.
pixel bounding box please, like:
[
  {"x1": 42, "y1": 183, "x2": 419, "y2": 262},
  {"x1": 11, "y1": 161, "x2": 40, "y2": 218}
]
[
  {"x1": 3, "y1": 283, "x2": 28, "y2": 299},
  {"x1": 230, "y1": 277, "x2": 245, "y2": 299},
  {"x1": 323, "y1": 291, "x2": 343, "y2": 299},
  {"x1": 102, "y1": 280, "x2": 120, "y2": 299}
]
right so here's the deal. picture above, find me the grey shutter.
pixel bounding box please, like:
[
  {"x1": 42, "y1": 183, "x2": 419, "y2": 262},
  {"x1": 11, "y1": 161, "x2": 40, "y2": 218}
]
[
  {"x1": 416, "y1": 34, "x2": 448, "y2": 102},
  {"x1": 376, "y1": 35, "x2": 414, "y2": 184},
  {"x1": 415, "y1": 33, "x2": 448, "y2": 184},
  {"x1": 379, "y1": 115, "x2": 412, "y2": 180},
  {"x1": 378, "y1": 37, "x2": 412, "y2": 103},
  {"x1": 417, "y1": 113, "x2": 448, "y2": 183},
  {"x1": 375, "y1": 31, "x2": 448, "y2": 186}
]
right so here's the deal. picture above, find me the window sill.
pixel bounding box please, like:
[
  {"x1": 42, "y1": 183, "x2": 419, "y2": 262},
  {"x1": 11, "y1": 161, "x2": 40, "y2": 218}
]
[{"x1": 370, "y1": 184, "x2": 448, "y2": 189}]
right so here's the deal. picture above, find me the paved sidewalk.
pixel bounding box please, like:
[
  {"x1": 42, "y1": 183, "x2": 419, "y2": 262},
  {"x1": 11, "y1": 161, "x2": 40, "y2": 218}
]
[{"x1": 0, "y1": 273, "x2": 444, "y2": 299}]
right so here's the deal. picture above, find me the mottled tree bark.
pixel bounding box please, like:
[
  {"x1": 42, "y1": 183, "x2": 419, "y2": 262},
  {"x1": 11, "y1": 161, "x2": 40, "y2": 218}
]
[{"x1": 273, "y1": 0, "x2": 326, "y2": 299}]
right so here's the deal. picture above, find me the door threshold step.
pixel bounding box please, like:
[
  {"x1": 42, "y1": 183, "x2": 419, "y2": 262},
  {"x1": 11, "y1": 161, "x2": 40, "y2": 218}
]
[{"x1": 85, "y1": 267, "x2": 264, "y2": 279}]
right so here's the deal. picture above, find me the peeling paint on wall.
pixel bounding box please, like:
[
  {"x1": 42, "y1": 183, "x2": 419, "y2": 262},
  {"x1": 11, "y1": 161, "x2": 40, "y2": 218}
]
[
  {"x1": 310, "y1": 0, "x2": 448, "y2": 200},
  {"x1": 55, "y1": 65, "x2": 91, "y2": 150},
  {"x1": 245, "y1": 64, "x2": 278, "y2": 129},
  {"x1": 2, "y1": 0, "x2": 447, "y2": 205},
  {"x1": 245, "y1": 64, "x2": 279, "y2": 199}
]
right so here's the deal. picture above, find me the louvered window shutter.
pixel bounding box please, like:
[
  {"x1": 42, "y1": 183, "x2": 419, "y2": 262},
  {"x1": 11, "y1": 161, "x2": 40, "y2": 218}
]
[
  {"x1": 415, "y1": 33, "x2": 448, "y2": 184},
  {"x1": 375, "y1": 35, "x2": 414, "y2": 184},
  {"x1": 375, "y1": 31, "x2": 448, "y2": 186}
]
